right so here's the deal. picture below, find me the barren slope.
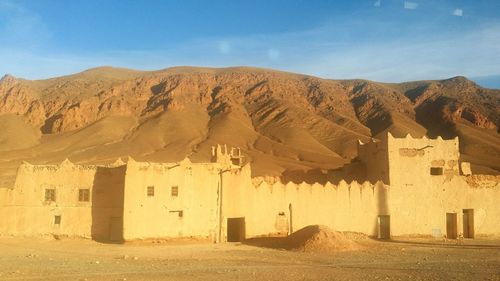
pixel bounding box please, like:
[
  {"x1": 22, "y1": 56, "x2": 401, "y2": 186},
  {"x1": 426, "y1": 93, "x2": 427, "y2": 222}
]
[
  {"x1": 340, "y1": 77, "x2": 499, "y2": 174},
  {"x1": 0, "y1": 67, "x2": 498, "y2": 186}
]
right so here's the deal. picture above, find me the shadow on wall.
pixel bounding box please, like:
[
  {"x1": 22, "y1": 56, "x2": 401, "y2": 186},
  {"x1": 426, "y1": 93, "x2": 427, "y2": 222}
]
[
  {"x1": 374, "y1": 184, "x2": 390, "y2": 239},
  {"x1": 281, "y1": 169, "x2": 332, "y2": 184},
  {"x1": 91, "y1": 166, "x2": 126, "y2": 243},
  {"x1": 280, "y1": 161, "x2": 367, "y2": 185}
]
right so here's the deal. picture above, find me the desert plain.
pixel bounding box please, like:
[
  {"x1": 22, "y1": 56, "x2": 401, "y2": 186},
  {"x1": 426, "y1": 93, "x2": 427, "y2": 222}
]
[{"x1": 0, "y1": 234, "x2": 499, "y2": 281}]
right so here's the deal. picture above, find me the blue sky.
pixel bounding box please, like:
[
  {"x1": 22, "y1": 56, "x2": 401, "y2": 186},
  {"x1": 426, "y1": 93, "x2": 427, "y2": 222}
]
[{"x1": 1, "y1": 0, "x2": 499, "y2": 88}]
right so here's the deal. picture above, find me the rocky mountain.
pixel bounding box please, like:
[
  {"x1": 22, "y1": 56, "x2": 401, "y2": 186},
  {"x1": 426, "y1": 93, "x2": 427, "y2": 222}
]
[{"x1": 0, "y1": 66, "x2": 498, "y2": 186}]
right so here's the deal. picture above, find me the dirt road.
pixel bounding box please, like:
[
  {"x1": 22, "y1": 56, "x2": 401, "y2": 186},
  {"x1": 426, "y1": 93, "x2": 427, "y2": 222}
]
[{"x1": 0, "y1": 237, "x2": 498, "y2": 281}]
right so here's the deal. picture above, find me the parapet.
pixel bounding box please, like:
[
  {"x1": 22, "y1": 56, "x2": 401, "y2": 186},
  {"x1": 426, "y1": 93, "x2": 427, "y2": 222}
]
[
  {"x1": 357, "y1": 132, "x2": 460, "y2": 158},
  {"x1": 387, "y1": 132, "x2": 459, "y2": 148},
  {"x1": 18, "y1": 158, "x2": 129, "y2": 174},
  {"x1": 211, "y1": 144, "x2": 244, "y2": 167}
]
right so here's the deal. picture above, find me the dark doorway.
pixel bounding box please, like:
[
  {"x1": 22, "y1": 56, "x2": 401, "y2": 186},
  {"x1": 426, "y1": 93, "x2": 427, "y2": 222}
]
[
  {"x1": 463, "y1": 209, "x2": 474, "y2": 238},
  {"x1": 377, "y1": 215, "x2": 390, "y2": 239},
  {"x1": 446, "y1": 213, "x2": 458, "y2": 239},
  {"x1": 227, "y1": 217, "x2": 245, "y2": 242}
]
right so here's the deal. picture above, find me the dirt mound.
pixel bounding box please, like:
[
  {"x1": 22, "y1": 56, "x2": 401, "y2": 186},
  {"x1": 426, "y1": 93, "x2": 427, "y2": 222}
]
[
  {"x1": 285, "y1": 225, "x2": 361, "y2": 253},
  {"x1": 243, "y1": 225, "x2": 362, "y2": 253}
]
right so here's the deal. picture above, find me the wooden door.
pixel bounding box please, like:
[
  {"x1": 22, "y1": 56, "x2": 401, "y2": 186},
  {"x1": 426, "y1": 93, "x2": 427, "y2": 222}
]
[
  {"x1": 463, "y1": 209, "x2": 474, "y2": 238},
  {"x1": 378, "y1": 215, "x2": 390, "y2": 239},
  {"x1": 446, "y1": 213, "x2": 457, "y2": 239}
]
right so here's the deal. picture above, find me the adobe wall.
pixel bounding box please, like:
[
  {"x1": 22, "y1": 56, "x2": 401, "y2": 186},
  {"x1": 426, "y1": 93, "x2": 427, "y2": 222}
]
[
  {"x1": 121, "y1": 158, "x2": 222, "y2": 241},
  {"x1": 410, "y1": 175, "x2": 500, "y2": 236},
  {"x1": 222, "y1": 174, "x2": 500, "y2": 239},
  {"x1": 0, "y1": 160, "x2": 126, "y2": 239},
  {"x1": 222, "y1": 166, "x2": 389, "y2": 239},
  {"x1": 1, "y1": 139, "x2": 498, "y2": 241},
  {"x1": 223, "y1": 134, "x2": 500, "y2": 238}
]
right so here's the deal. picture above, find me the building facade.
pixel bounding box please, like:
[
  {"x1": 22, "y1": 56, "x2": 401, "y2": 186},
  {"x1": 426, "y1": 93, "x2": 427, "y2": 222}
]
[{"x1": 0, "y1": 134, "x2": 498, "y2": 242}]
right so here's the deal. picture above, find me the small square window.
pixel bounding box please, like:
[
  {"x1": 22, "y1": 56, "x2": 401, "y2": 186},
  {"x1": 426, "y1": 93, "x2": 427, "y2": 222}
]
[
  {"x1": 45, "y1": 189, "x2": 56, "y2": 202},
  {"x1": 78, "y1": 189, "x2": 90, "y2": 202},
  {"x1": 171, "y1": 186, "x2": 179, "y2": 197},
  {"x1": 54, "y1": 215, "x2": 61, "y2": 225},
  {"x1": 147, "y1": 186, "x2": 155, "y2": 197},
  {"x1": 430, "y1": 167, "x2": 443, "y2": 175}
]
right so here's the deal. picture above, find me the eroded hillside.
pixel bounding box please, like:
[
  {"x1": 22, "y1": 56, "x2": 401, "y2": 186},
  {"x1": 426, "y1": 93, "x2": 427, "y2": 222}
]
[{"x1": 0, "y1": 66, "x2": 498, "y2": 186}]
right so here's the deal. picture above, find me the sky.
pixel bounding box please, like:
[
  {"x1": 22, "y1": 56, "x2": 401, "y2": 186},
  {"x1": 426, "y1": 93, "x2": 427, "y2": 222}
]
[{"x1": 0, "y1": 0, "x2": 499, "y2": 88}]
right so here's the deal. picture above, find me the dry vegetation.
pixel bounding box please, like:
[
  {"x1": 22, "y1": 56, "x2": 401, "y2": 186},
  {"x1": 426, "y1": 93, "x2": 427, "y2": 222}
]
[{"x1": 0, "y1": 66, "x2": 498, "y2": 187}]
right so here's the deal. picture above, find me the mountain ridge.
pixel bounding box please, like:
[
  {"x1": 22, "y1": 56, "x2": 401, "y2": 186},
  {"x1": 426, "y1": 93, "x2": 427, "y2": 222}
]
[{"x1": 0, "y1": 66, "x2": 498, "y2": 187}]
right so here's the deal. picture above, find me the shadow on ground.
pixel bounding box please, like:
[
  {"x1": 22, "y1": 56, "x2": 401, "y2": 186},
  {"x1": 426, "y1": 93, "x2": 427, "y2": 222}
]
[
  {"x1": 386, "y1": 239, "x2": 500, "y2": 250},
  {"x1": 243, "y1": 236, "x2": 291, "y2": 250}
]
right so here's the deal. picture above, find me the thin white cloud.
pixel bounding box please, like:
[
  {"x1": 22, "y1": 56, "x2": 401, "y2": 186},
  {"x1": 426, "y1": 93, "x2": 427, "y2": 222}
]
[
  {"x1": 302, "y1": 23, "x2": 500, "y2": 82},
  {"x1": 374, "y1": 0, "x2": 381, "y2": 7},
  {"x1": 453, "y1": 8, "x2": 463, "y2": 17},
  {"x1": 2, "y1": 20, "x2": 499, "y2": 82},
  {"x1": 218, "y1": 40, "x2": 231, "y2": 54},
  {"x1": 0, "y1": 0, "x2": 23, "y2": 13},
  {"x1": 267, "y1": 48, "x2": 280, "y2": 61},
  {"x1": 0, "y1": 1, "x2": 53, "y2": 77},
  {"x1": 0, "y1": 0, "x2": 50, "y2": 48},
  {"x1": 404, "y1": 1, "x2": 418, "y2": 10}
]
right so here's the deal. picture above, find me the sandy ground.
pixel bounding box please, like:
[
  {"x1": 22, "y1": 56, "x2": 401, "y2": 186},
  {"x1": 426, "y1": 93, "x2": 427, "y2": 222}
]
[{"x1": 0, "y1": 237, "x2": 499, "y2": 281}]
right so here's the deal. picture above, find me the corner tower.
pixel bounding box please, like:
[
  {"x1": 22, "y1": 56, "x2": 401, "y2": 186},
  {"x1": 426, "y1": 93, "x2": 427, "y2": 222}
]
[
  {"x1": 358, "y1": 133, "x2": 461, "y2": 185},
  {"x1": 386, "y1": 133, "x2": 460, "y2": 187}
]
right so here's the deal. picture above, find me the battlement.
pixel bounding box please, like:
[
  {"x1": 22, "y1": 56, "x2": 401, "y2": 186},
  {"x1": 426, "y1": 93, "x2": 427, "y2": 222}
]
[
  {"x1": 358, "y1": 132, "x2": 459, "y2": 148},
  {"x1": 386, "y1": 132, "x2": 459, "y2": 153},
  {"x1": 18, "y1": 145, "x2": 244, "y2": 177},
  {"x1": 19, "y1": 158, "x2": 128, "y2": 173}
]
